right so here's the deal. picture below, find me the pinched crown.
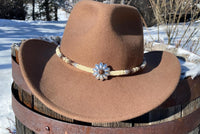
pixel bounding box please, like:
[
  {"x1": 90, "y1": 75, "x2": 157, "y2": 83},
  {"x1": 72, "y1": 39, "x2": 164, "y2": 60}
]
[{"x1": 60, "y1": 1, "x2": 144, "y2": 71}]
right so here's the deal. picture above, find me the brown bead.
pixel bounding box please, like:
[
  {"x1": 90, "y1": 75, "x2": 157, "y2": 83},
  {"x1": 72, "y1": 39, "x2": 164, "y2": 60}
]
[{"x1": 99, "y1": 69, "x2": 105, "y2": 75}]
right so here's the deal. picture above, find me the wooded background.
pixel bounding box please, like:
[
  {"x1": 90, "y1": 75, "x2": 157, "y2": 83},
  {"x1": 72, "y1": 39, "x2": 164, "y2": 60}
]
[
  {"x1": 0, "y1": 0, "x2": 155, "y2": 26},
  {"x1": 0, "y1": 0, "x2": 65, "y2": 21}
]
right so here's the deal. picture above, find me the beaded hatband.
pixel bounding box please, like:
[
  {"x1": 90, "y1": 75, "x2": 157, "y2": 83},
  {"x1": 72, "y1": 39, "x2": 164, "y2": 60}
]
[{"x1": 56, "y1": 46, "x2": 147, "y2": 81}]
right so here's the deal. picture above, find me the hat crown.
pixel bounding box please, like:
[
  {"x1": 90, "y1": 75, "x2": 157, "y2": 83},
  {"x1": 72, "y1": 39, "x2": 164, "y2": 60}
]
[{"x1": 60, "y1": 1, "x2": 144, "y2": 70}]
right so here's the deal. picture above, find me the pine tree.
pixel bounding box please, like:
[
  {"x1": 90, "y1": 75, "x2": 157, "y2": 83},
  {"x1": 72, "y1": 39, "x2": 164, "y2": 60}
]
[
  {"x1": 38, "y1": 0, "x2": 59, "y2": 21},
  {"x1": 0, "y1": 0, "x2": 28, "y2": 20}
]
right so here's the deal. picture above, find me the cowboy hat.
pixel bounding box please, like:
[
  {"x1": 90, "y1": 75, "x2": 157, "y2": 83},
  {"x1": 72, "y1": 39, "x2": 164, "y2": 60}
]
[{"x1": 19, "y1": 0, "x2": 181, "y2": 123}]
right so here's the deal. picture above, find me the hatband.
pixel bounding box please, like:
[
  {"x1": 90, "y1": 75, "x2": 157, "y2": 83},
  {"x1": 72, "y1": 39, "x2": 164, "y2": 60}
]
[{"x1": 56, "y1": 46, "x2": 147, "y2": 81}]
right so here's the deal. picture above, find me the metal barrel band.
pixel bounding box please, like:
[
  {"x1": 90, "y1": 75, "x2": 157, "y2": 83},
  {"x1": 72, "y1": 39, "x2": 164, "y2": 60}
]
[
  {"x1": 12, "y1": 86, "x2": 200, "y2": 134},
  {"x1": 12, "y1": 57, "x2": 200, "y2": 107}
]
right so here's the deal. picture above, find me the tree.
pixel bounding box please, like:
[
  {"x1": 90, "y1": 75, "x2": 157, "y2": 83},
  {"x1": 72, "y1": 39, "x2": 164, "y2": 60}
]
[
  {"x1": 44, "y1": 0, "x2": 50, "y2": 21},
  {"x1": 54, "y1": 2, "x2": 58, "y2": 21},
  {"x1": 0, "y1": 0, "x2": 28, "y2": 20},
  {"x1": 32, "y1": 0, "x2": 35, "y2": 20},
  {"x1": 129, "y1": 0, "x2": 156, "y2": 27},
  {"x1": 38, "y1": 0, "x2": 59, "y2": 21}
]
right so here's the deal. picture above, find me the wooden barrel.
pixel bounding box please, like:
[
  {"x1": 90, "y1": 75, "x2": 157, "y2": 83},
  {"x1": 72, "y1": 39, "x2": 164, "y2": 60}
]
[{"x1": 11, "y1": 42, "x2": 200, "y2": 134}]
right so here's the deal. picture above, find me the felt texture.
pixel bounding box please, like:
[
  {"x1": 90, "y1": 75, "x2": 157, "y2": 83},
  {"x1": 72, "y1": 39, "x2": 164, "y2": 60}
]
[
  {"x1": 61, "y1": 0, "x2": 144, "y2": 70},
  {"x1": 19, "y1": 0, "x2": 181, "y2": 123}
]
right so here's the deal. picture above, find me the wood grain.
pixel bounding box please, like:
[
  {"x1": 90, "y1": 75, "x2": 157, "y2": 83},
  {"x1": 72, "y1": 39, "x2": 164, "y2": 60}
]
[{"x1": 14, "y1": 82, "x2": 200, "y2": 133}]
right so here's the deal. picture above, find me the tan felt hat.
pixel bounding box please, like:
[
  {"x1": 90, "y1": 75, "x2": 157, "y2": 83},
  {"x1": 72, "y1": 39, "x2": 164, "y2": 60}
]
[{"x1": 19, "y1": 0, "x2": 181, "y2": 123}]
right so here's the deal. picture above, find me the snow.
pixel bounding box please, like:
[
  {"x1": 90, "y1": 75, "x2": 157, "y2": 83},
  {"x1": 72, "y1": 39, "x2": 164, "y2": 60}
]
[
  {"x1": 144, "y1": 22, "x2": 200, "y2": 79},
  {"x1": 177, "y1": 47, "x2": 200, "y2": 79},
  {"x1": 58, "y1": 8, "x2": 70, "y2": 21},
  {"x1": 144, "y1": 22, "x2": 200, "y2": 55},
  {"x1": 0, "y1": 15, "x2": 200, "y2": 134},
  {"x1": 26, "y1": 3, "x2": 69, "y2": 21},
  {"x1": 177, "y1": 47, "x2": 200, "y2": 62},
  {"x1": 0, "y1": 18, "x2": 67, "y2": 134},
  {"x1": 180, "y1": 60, "x2": 200, "y2": 79}
]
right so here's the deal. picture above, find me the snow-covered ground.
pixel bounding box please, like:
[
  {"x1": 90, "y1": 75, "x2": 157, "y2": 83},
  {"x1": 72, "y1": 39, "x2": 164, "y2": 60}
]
[
  {"x1": 0, "y1": 9, "x2": 68, "y2": 134},
  {"x1": 0, "y1": 11, "x2": 200, "y2": 133},
  {"x1": 144, "y1": 22, "x2": 200, "y2": 55}
]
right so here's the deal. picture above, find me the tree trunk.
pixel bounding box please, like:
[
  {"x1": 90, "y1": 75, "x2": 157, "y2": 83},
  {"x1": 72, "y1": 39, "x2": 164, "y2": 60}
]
[
  {"x1": 32, "y1": 0, "x2": 35, "y2": 20},
  {"x1": 54, "y1": 3, "x2": 58, "y2": 21},
  {"x1": 44, "y1": 0, "x2": 51, "y2": 21}
]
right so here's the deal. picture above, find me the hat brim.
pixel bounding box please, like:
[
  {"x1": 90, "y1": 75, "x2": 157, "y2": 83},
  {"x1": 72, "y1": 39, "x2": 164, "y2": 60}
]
[{"x1": 19, "y1": 39, "x2": 181, "y2": 123}]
